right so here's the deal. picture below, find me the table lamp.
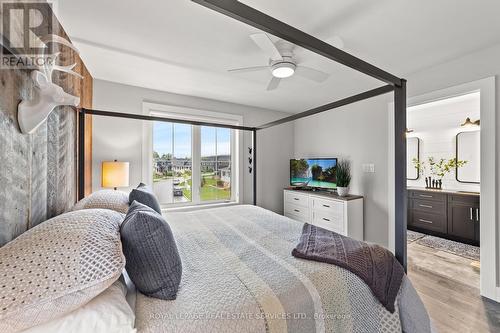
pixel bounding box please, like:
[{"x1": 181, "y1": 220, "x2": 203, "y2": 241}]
[{"x1": 102, "y1": 160, "x2": 130, "y2": 190}]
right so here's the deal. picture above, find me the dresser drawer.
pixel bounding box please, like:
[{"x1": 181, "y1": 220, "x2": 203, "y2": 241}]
[
  {"x1": 311, "y1": 197, "x2": 343, "y2": 216},
  {"x1": 312, "y1": 212, "x2": 344, "y2": 234},
  {"x1": 409, "y1": 190, "x2": 446, "y2": 202},
  {"x1": 284, "y1": 202, "x2": 310, "y2": 223},
  {"x1": 285, "y1": 191, "x2": 309, "y2": 208},
  {"x1": 410, "y1": 211, "x2": 447, "y2": 233},
  {"x1": 411, "y1": 198, "x2": 446, "y2": 216}
]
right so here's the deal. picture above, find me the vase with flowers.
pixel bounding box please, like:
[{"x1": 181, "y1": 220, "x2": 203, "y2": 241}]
[{"x1": 412, "y1": 157, "x2": 467, "y2": 189}]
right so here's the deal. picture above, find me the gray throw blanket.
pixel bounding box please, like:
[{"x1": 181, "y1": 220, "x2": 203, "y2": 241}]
[{"x1": 292, "y1": 223, "x2": 405, "y2": 313}]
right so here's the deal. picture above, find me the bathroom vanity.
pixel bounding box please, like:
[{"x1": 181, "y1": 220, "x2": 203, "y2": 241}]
[{"x1": 408, "y1": 187, "x2": 480, "y2": 245}]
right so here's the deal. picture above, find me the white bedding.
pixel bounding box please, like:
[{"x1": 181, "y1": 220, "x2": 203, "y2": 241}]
[
  {"x1": 23, "y1": 280, "x2": 136, "y2": 333},
  {"x1": 134, "y1": 205, "x2": 431, "y2": 333}
]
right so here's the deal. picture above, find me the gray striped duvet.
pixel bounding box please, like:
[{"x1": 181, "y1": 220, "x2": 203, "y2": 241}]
[{"x1": 135, "y1": 205, "x2": 431, "y2": 333}]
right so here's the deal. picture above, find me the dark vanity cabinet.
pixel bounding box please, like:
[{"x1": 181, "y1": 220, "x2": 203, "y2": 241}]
[
  {"x1": 408, "y1": 188, "x2": 479, "y2": 245},
  {"x1": 448, "y1": 195, "x2": 480, "y2": 243}
]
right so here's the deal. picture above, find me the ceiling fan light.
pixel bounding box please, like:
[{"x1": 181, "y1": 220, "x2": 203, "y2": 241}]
[{"x1": 272, "y1": 63, "x2": 296, "y2": 78}]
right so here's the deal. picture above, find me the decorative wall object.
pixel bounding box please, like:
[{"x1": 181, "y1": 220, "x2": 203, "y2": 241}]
[
  {"x1": 248, "y1": 147, "x2": 253, "y2": 173},
  {"x1": 17, "y1": 35, "x2": 83, "y2": 134},
  {"x1": 0, "y1": 3, "x2": 93, "y2": 246}
]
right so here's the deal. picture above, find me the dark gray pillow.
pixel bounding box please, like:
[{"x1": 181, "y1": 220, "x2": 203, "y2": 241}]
[
  {"x1": 120, "y1": 201, "x2": 182, "y2": 300},
  {"x1": 129, "y1": 183, "x2": 162, "y2": 214}
]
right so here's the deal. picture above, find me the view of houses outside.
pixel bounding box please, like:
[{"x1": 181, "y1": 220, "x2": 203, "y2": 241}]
[
  {"x1": 152, "y1": 122, "x2": 231, "y2": 205},
  {"x1": 199, "y1": 126, "x2": 231, "y2": 201},
  {"x1": 152, "y1": 122, "x2": 192, "y2": 204}
]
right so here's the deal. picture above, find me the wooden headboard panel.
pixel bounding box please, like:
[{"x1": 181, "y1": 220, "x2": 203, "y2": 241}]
[{"x1": 0, "y1": 2, "x2": 93, "y2": 245}]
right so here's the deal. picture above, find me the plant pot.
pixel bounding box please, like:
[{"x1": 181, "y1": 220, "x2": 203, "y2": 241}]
[{"x1": 337, "y1": 187, "x2": 349, "y2": 197}]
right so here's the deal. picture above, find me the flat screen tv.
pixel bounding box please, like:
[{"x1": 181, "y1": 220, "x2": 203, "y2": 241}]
[{"x1": 290, "y1": 158, "x2": 337, "y2": 189}]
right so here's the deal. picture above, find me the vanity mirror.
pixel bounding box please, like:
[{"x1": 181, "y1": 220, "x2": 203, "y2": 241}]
[
  {"x1": 407, "y1": 137, "x2": 420, "y2": 180},
  {"x1": 456, "y1": 131, "x2": 480, "y2": 183}
]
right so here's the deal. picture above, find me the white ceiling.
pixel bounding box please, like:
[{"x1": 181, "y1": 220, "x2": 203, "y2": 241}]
[
  {"x1": 56, "y1": 0, "x2": 500, "y2": 113},
  {"x1": 408, "y1": 92, "x2": 480, "y2": 132}
]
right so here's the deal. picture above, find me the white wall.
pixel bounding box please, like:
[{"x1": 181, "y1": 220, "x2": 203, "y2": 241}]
[
  {"x1": 407, "y1": 92, "x2": 480, "y2": 192},
  {"x1": 293, "y1": 42, "x2": 500, "y2": 248},
  {"x1": 92, "y1": 79, "x2": 293, "y2": 213},
  {"x1": 293, "y1": 95, "x2": 390, "y2": 246}
]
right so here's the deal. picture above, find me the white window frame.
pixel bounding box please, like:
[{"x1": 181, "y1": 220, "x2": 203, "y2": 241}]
[{"x1": 142, "y1": 102, "x2": 242, "y2": 208}]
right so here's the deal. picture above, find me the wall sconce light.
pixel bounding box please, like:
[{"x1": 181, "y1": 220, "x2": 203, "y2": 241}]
[{"x1": 460, "y1": 117, "x2": 480, "y2": 128}]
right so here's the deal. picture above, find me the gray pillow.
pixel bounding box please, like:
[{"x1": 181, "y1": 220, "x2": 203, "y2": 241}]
[
  {"x1": 120, "y1": 201, "x2": 182, "y2": 300},
  {"x1": 129, "y1": 183, "x2": 162, "y2": 214}
]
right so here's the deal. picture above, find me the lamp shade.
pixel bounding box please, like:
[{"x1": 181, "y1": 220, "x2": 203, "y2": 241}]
[{"x1": 102, "y1": 161, "x2": 130, "y2": 188}]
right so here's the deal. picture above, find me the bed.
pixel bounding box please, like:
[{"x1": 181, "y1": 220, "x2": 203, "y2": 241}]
[
  {"x1": 133, "y1": 205, "x2": 431, "y2": 333},
  {"x1": 0, "y1": 190, "x2": 430, "y2": 332}
]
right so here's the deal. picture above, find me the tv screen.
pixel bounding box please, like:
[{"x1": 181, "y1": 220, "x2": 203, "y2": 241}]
[{"x1": 290, "y1": 158, "x2": 337, "y2": 189}]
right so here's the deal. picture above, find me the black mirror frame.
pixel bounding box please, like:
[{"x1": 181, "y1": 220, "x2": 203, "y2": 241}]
[
  {"x1": 455, "y1": 131, "x2": 480, "y2": 184},
  {"x1": 407, "y1": 137, "x2": 420, "y2": 180}
]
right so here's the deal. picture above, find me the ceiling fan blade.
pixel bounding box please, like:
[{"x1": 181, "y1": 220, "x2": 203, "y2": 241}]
[
  {"x1": 228, "y1": 65, "x2": 269, "y2": 73},
  {"x1": 295, "y1": 66, "x2": 330, "y2": 83},
  {"x1": 250, "y1": 33, "x2": 283, "y2": 61},
  {"x1": 267, "y1": 77, "x2": 281, "y2": 91}
]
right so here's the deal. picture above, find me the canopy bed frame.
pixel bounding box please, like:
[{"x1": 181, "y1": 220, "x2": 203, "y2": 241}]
[{"x1": 76, "y1": 0, "x2": 407, "y2": 269}]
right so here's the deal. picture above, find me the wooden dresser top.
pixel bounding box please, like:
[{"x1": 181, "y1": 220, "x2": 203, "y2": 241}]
[{"x1": 284, "y1": 187, "x2": 363, "y2": 201}]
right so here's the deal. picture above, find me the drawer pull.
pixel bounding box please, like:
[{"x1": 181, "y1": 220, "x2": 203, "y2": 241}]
[
  {"x1": 294, "y1": 209, "x2": 300, "y2": 213},
  {"x1": 476, "y1": 208, "x2": 479, "y2": 222},
  {"x1": 470, "y1": 208, "x2": 473, "y2": 220},
  {"x1": 294, "y1": 198, "x2": 300, "y2": 201},
  {"x1": 418, "y1": 218, "x2": 433, "y2": 224},
  {"x1": 419, "y1": 204, "x2": 433, "y2": 209},
  {"x1": 322, "y1": 218, "x2": 330, "y2": 222},
  {"x1": 419, "y1": 194, "x2": 433, "y2": 198},
  {"x1": 322, "y1": 204, "x2": 330, "y2": 208}
]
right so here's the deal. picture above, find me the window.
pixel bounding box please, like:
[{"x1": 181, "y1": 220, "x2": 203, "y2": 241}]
[
  {"x1": 144, "y1": 103, "x2": 240, "y2": 207},
  {"x1": 152, "y1": 122, "x2": 192, "y2": 205},
  {"x1": 201, "y1": 127, "x2": 231, "y2": 201}
]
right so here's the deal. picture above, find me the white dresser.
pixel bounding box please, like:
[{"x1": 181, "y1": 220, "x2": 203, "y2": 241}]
[{"x1": 283, "y1": 189, "x2": 364, "y2": 240}]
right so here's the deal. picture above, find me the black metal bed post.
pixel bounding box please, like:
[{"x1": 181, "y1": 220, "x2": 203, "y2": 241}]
[
  {"x1": 252, "y1": 129, "x2": 257, "y2": 206},
  {"x1": 394, "y1": 80, "x2": 408, "y2": 271},
  {"x1": 77, "y1": 108, "x2": 86, "y2": 201}
]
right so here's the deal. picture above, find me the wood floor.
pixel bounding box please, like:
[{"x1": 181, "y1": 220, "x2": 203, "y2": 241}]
[{"x1": 407, "y1": 242, "x2": 500, "y2": 332}]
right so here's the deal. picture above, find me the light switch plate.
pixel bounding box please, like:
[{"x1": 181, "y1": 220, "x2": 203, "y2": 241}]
[{"x1": 363, "y1": 163, "x2": 375, "y2": 173}]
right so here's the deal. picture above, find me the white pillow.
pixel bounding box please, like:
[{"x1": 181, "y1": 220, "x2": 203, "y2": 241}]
[
  {"x1": 0, "y1": 209, "x2": 125, "y2": 332},
  {"x1": 22, "y1": 280, "x2": 136, "y2": 333},
  {"x1": 72, "y1": 190, "x2": 130, "y2": 214}
]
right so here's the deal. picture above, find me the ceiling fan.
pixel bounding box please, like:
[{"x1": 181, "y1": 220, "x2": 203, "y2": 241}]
[{"x1": 229, "y1": 33, "x2": 331, "y2": 91}]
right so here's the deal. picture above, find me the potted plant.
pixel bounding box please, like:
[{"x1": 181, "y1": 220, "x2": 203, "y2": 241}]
[
  {"x1": 412, "y1": 157, "x2": 467, "y2": 189},
  {"x1": 336, "y1": 159, "x2": 351, "y2": 196}
]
